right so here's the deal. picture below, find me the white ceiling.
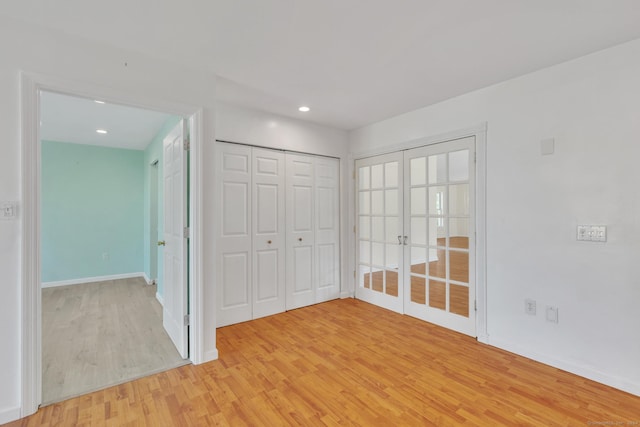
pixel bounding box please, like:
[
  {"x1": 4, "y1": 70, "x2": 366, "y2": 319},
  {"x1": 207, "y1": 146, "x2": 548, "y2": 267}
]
[
  {"x1": 40, "y1": 91, "x2": 175, "y2": 150},
  {"x1": 6, "y1": 1, "x2": 640, "y2": 130}
]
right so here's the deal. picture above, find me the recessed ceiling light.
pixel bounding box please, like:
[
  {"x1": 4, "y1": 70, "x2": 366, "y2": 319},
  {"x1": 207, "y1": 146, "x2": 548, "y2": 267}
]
[
  {"x1": 94, "y1": 100, "x2": 105, "y2": 104},
  {"x1": 298, "y1": 106, "x2": 310, "y2": 112},
  {"x1": 96, "y1": 129, "x2": 108, "y2": 134}
]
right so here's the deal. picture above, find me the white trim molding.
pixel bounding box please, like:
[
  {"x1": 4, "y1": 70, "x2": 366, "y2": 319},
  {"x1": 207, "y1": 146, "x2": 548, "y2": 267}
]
[
  {"x1": 142, "y1": 272, "x2": 152, "y2": 285},
  {"x1": 21, "y1": 72, "x2": 41, "y2": 418},
  {"x1": 488, "y1": 335, "x2": 640, "y2": 397},
  {"x1": 0, "y1": 407, "x2": 22, "y2": 425},
  {"x1": 156, "y1": 292, "x2": 164, "y2": 307},
  {"x1": 20, "y1": 71, "x2": 210, "y2": 419},
  {"x1": 188, "y1": 111, "x2": 206, "y2": 365},
  {"x1": 42, "y1": 272, "x2": 148, "y2": 288}
]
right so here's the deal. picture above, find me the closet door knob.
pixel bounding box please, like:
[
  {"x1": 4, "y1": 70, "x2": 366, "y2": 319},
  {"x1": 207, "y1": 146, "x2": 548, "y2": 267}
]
[
  {"x1": 267, "y1": 240, "x2": 272, "y2": 244},
  {"x1": 298, "y1": 237, "x2": 303, "y2": 242}
]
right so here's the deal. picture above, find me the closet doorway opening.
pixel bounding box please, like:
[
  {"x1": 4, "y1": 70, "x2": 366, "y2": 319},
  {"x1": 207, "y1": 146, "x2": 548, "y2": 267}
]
[{"x1": 214, "y1": 141, "x2": 341, "y2": 327}]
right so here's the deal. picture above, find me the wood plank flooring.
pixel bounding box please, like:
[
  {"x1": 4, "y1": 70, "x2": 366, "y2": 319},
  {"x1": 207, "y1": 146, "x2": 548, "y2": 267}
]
[
  {"x1": 41, "y1": 277, "x2": 189, "y2": 404},
  {"x1": 10, "y1": 298, "x2": 640, "y2": 426}
]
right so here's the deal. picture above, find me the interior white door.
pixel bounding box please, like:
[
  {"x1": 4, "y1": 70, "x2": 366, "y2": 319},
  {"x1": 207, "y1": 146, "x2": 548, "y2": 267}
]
[
  {"x1": 162, "y1": 119, "x2": 188, "y2": 358},
  {"x1": 403, "y1": 137, "x2": 476, "y2": 336},
  {"x1": 355, "y1": 152, "x2": 404, "y2": 313},
  {"x1": 252, "y1": 148, "x2": 286, "y2": 319},
  {"x1": 314, "y1": 156, "x2": 341, "y2": 303},
  {"x1": 215, "y1": 143, "x2": 253, "y2": 327},
  {"x1": 286, "y1": 153, "x2": 316, "y2": 310}
]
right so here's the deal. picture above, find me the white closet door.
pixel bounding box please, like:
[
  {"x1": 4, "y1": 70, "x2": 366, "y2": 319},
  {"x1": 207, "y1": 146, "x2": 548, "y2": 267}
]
[
  {"x1": 252, "y1": 148, "x2": 286, "y2": 319},
  {"x1": 215, "y1": 143, "x2": 253, "y2": 327},
  {"x1": 286, "y1": 153, "x2": 316, "y2": 310},
  {"x1": 314, "y1": 156, "x2": 341, "y2": 303}
]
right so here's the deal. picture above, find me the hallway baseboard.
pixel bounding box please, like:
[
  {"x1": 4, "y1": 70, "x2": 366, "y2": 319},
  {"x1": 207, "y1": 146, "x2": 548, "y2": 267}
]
[{"x1": 41, "y1": 272, "x2": 146, "y2": 288}]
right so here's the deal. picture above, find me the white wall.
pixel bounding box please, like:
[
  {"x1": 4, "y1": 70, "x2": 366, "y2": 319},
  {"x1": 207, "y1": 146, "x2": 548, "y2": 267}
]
[
  {"x1": 0, "y1": 15, "x2": 216, "y2": 423},
  {"x1": 216, "y1": 102, "x2": 348, "y2": 158},
  {"x1": 215, "y1": 102, "x2": 350, "y2": 296},
  {"x1": 350, "y1": 38, "x2": 640, "y2": 395}
]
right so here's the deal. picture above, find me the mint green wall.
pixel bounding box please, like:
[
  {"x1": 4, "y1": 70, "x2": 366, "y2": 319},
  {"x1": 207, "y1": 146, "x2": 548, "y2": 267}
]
[
  {"x1": 41, "y1": 141, "x2": 145, "y2": 282},
  {"x1": 143, "y1": 116, "x2": 181, "y2": 299}
]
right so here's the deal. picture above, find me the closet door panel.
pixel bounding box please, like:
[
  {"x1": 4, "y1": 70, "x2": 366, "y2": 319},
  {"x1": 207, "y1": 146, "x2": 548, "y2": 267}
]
[
  {"x1": 286, "y1": 153, "x2": 315, "y2": 309},
  {"x1": 315, "y1": 157, "x2": 340, "y2": 302},
  {"x1": 252, "y1": 148, "x2": 286, "y2": 319},
  {"x1": 216, "y1": 143, "x2": 253, "y2": 327}
]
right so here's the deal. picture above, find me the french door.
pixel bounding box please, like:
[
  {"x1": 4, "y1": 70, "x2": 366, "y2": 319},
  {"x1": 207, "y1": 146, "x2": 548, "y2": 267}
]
[
  {"x1": 355, "y1": 152, "x2": 404, "y2": 313},
  {"x1": 356, "y1": 137, "x2": 476, "y2": 336}
]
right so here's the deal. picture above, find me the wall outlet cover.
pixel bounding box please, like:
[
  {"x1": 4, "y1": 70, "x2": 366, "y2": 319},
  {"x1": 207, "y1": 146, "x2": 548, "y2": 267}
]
[
  {"x1": 0, "y1": 201, "x2": 18, "y2": 220},
  {"x1": 525, "y1": 298, "x2": 536, "y2": 315}
]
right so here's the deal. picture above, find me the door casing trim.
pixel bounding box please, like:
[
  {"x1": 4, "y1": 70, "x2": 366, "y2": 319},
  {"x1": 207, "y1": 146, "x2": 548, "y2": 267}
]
[{"x1": 20, "y1": 71, "x2": 207, "y2": 416}]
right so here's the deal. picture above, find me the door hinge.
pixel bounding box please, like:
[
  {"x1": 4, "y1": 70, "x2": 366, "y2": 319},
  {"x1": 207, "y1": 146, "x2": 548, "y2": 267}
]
[
  {"x1": 183, "y1": 227, "x2": 190, "y2": 238},
  {"x1": 474, "y1": 152, "x2": 477, "y2": 163},
  {"x1": 353, "y1": 170, "x2": 356, "y2": 179},
  {"x1": 353, "y1": 225, "x2": 356, "y2": 233},
  {"x1": 184, "y1": 139, "x2": 191, "y2": 151},
  {"x1": 184, "y1": 314, "x2": 190, "y2": 326},
  {"x1": 353, "y1": 270, "x2": 356, "y2": 278},
  {"x1": 474, "y1": 300, "x2": 477, "y2": 311}
]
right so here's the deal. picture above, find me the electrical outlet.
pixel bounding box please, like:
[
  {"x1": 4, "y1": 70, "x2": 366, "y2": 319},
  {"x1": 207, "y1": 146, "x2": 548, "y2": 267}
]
[
  {"x1": 577, "y1": 225, "x2": 606, "y2": 242},
  {"x1": 546, "y1": 306, "x2": 559, "y2": 323},
  {"x1": 102, "y1": 252, "x2": 110, "y2": 261},
  {"x1": 525, "y1": 299, "x2": 536, "y2": 315},
  {"x1": 0, "y1": 202, "x2": 17, "y2": 220}
]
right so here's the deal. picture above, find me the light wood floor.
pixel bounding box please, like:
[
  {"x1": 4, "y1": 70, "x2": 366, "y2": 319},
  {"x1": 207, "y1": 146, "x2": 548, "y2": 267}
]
[
  {"x1": 11, "y1": 298, "x2": 640, "y2": 426},
  {"x1": 41, "y1": 277, "x2": 189, "y2": 405},
  {"x1": 366, "y1": 237, "x2": 470, "y2": 316}
]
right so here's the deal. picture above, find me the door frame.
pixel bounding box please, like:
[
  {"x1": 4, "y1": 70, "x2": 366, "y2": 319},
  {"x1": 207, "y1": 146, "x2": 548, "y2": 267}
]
[
  {"x1": 150, "y1": 159, "x2": 160, "y2": 283},
  {"x1": 20, "y1": 72, "x2": 206, "y2": 415},
  {"x1": 348, "y1": 123, "x2": 488, "y2": 342}
]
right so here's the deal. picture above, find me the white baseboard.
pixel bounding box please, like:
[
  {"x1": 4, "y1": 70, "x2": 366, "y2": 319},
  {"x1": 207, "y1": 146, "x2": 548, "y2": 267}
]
[
  {"x1": 41, "y1": 272, "x2": 146, "y2": 288},
  {"x1": 203, "y1": 348, "x2": 219, "y2": 363},
  {"x1": 488, "y1": 335, "x2": 640, "y2": 397},
  {"x1": 0, "y1": 406, "x2": 21, "y2": 425},
  {"x1": 476, "y1": 333, "x2": 490, "y2": 345},
  {"x1": 142, "y1": 272, "x2": 152, "y2": 285},
  {"x1": 340, "y1": 291, "x2": 354, "y2": 299},
  {"x1": 155, "y1": 292, "x2": 164, "y2": 306}
]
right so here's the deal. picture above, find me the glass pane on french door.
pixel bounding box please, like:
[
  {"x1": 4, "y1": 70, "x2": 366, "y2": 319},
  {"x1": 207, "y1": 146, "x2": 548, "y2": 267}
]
[
  {"x1": 404, "y1": 136, "x2": 476, "y2": 336},
  {"x1": 355, "y1": 152, "x2": 404, "y2": 313}
]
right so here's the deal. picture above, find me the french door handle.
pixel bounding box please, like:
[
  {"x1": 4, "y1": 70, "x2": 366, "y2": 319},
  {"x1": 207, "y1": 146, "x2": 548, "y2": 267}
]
[
  {"x1": 397, "y1": 235, "x2": 402, "y2": 245},
  {"x1": 403, "y1": 236, "x2": 408, "y2": 245}
]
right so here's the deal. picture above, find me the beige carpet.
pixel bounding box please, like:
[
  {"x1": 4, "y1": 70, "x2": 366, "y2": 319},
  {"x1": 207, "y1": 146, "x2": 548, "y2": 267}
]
[{"x1": 42, "y1": 277, "x2": 189, "y2": 405}]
